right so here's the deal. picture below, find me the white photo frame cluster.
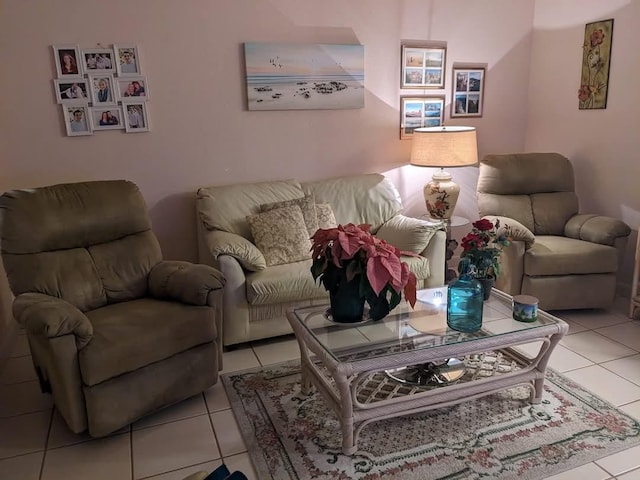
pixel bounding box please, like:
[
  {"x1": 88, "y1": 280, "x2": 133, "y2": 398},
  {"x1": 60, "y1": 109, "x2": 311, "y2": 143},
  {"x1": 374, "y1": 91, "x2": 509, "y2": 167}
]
[{"x1": 52, "y1": 43, "x2": 150, "y2": 136}]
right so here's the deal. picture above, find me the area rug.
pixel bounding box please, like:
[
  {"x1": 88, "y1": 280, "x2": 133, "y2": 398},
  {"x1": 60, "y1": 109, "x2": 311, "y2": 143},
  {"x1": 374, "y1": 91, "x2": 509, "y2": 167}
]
[{"x1": 222, "y1": 361, "x2": 640, "y2": 479}]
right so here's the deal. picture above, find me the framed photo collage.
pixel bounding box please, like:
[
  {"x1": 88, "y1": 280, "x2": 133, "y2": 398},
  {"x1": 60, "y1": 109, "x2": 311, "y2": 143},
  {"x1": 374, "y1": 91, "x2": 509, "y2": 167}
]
[
  {"x1": 399, "y1": 42, "x2": 485, "y2": 139},
  {"x1": 53, "y1": 44, "x2": 150, "y2": 136}
]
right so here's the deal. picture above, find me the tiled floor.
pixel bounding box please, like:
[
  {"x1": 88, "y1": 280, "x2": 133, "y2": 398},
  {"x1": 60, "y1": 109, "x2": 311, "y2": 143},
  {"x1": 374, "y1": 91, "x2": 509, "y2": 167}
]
[{"x1": 1, "y1": 297, "x2": 640, "y2": 480}]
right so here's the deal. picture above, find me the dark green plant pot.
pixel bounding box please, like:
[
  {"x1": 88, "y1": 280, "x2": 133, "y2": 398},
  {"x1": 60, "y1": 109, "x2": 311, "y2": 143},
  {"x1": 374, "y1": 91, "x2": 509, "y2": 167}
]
[
  {"x1": 329, "y1": 278, "x2": 365, "y2": 323},
  {"x1": 477, "y1": 277, "x2": 495, "y2": 301}
]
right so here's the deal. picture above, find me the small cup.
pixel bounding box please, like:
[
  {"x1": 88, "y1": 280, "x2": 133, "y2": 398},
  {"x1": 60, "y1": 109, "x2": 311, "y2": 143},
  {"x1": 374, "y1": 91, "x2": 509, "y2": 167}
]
[{"x1": 513, "y1": 295, "x2": 539, "y2": 322}]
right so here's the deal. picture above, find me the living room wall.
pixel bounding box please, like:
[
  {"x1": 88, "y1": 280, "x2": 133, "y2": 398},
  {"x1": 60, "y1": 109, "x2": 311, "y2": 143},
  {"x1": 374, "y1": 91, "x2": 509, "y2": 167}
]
[
  {"x1": 526, "y1": 0, "x2": 639, "y2": 290},
  {"x1": 0, "y1": 0, "x2": 537, "y2": 355}
]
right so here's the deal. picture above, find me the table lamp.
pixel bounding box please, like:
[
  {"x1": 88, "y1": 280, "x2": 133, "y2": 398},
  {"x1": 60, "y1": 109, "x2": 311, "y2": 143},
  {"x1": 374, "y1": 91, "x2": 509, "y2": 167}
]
[{"x1": 410, "y1": 126, "x2": 478, "y2": 221}]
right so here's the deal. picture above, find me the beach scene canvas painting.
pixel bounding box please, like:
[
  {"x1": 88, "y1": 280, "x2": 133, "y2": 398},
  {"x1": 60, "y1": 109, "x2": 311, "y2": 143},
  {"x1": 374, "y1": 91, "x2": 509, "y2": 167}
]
[{"x1": 244, "y1": 42, "x2": 364, "y2": 111}]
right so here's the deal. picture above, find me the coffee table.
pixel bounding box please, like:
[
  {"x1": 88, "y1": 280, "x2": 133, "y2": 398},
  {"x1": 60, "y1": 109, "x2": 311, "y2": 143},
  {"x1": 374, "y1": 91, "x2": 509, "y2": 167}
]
[{"x1": 286, "y1": 287, "x2": 568, "y2": 455}]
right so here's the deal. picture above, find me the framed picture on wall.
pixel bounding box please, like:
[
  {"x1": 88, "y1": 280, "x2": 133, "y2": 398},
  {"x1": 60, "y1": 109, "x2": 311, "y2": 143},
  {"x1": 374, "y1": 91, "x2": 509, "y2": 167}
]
[
  {"x1": 451, "y1": 65, "x2": 485, "y2": 117},
  {"x1": 116, "y1": 76, "x2": 149, "y2": 101},
  {"x1": 123, "y1": 102, "x2": 150, "y2": 132},
  {"x1": 53, "y1": 44, "x2": 83, "y2": 78},
  {"x1": 114, "y1": 44, "x2": 141, "y2": 76},
  {"x1": 81, "y1": 47, "x2": 116, "y2": 73},
  {"x1": 89, "y1": 106, "x2": 125, "y2": 131},
  {"x1": 53, "y1": 79, "x2": 90, "y2": 103},
  {"x1": 401, "y1": 43, "x2": 446, "y2": 89},
  {"x1": 88, "y1": 74, "x2": 117, "y2": 105},
  {"x1": 400, "y1": 95, "x2": 445, "y2": 139},
  {"x1": 62, "y1": 104, "x2": 92, "y2": 136}
]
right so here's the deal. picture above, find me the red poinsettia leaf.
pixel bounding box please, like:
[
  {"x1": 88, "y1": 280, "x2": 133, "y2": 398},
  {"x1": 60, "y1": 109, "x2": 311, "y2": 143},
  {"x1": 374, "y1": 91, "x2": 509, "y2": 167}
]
[{"x1": 366, "y1": 256, "x2": 391, "y2": 296}]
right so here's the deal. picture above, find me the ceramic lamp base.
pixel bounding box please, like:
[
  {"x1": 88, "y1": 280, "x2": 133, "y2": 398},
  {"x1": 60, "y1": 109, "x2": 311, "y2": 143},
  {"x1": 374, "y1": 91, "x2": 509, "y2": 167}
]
[{"x1": 423, "y1": 169, "x2": 460, "y2": 221}]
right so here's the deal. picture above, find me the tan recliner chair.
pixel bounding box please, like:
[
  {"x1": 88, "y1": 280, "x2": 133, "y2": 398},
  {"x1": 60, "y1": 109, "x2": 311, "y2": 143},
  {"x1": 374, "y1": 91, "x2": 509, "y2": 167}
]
[
  {"x1": 477, "y1": 153, "x2": 631, "y2": 310},
  {"x1": 0, "y1": 180, "x2": 225, "y2": 436}
]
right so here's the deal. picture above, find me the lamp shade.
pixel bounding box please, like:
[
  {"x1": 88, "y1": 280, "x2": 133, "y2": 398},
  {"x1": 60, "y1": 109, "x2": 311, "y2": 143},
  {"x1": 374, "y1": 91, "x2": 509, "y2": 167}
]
[{"x1": 410, "y1": 126, "x2": 478, "y2": 168}]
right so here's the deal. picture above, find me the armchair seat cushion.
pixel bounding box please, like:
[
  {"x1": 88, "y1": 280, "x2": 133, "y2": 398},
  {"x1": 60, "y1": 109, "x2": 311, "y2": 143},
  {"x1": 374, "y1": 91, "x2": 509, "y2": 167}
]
[
  {"x1": 246, "y1": 260, "x2": 326, "y2": 306},
  {"x1": 81, "y1": 298, "x2": 216, "y2": 386},
  {"x1": 525, "y1": 236, "x2": 618, "y2": 277}
]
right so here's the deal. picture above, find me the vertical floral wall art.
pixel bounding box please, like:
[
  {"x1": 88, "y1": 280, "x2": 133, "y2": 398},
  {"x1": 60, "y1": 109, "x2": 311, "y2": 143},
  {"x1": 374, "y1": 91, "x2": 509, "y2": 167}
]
[{"x1": 578, "y1": 19, "x2": 614, "y2": 109}]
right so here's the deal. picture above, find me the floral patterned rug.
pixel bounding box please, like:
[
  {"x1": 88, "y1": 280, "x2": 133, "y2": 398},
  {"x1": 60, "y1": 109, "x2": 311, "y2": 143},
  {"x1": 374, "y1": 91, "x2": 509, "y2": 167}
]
[{"x1": 222, "y1": 362, "x2": 640, "y2": 479}]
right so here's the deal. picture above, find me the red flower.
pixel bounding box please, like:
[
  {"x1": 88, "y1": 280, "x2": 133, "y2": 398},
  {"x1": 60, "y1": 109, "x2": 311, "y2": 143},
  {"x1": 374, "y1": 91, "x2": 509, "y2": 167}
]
[
  {"x1": 590, "y1": 29, "x2": 604, "y2": 47},
  {"x1": 459, "y1": 219, "x2": 511, "y2": 279},
  {"x1": 578, "y1": 85, "x2": 592, "y2": 102},
  {"x1": 472, "y1": 218, "x2": 494, "y2": 231}
]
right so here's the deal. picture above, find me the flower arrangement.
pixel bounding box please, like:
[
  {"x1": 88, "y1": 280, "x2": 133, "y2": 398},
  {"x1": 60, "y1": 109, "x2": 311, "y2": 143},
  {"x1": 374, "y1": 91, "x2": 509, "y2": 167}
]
[
  {"x1": 310, "y1": 223, "x2": 417, "y2": 321},
  {"x1": 459, "y1": 218, "x2": 511, "y2": 279}
]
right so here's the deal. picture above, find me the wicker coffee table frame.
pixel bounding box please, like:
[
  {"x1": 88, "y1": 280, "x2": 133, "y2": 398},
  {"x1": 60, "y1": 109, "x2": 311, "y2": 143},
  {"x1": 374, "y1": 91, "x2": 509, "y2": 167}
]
[{"x1": 286, "y1": 289, "x2": 568, "y2": 455}]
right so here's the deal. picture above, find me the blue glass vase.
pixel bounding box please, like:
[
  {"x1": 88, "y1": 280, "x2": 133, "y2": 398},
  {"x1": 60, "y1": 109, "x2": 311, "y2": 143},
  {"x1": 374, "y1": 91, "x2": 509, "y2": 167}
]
[{"x1": 447, "y1": 260, "x2": 484, "y2": 333}]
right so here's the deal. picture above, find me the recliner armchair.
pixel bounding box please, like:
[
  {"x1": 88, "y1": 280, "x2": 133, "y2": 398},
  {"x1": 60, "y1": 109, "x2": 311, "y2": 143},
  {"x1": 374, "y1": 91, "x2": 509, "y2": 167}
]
[
  {"x1": 476, "y1": 153, "x2": 631, "y2": 310},
  {"x1": 0, "y1": 180, "x2": 225, "y2": 436}
]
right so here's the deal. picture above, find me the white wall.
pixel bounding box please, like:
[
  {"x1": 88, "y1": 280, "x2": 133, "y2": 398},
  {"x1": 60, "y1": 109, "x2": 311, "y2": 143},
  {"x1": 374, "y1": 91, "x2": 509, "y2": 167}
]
[{"x1": 527, "y1": 0, "x2": 640, "y2": 290}]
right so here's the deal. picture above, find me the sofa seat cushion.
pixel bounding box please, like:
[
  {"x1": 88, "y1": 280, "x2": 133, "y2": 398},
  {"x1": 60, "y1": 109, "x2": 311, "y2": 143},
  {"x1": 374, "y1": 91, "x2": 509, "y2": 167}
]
[
  {"x1": 401, "y1": 255, "x2": 430, "y2": 281},
  {"x1": 80, "y1": 298, "x2": 216, "y2": 386},
  {"x1": 524, "y1": 235, "x2": 618, "y2": 277},
  {"x1": 246, "y1": 260, "x2": 326, "y2": 306}
]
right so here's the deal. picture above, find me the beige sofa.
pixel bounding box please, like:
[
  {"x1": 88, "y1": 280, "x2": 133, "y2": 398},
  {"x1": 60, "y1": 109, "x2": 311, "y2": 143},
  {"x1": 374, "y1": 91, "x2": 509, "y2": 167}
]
[
  {"x1": 477, "y1": 153, "x2": 631, "y2": 310},
  {"x1": 196, "y1": 173, "x2": 446, "y2": 346}
]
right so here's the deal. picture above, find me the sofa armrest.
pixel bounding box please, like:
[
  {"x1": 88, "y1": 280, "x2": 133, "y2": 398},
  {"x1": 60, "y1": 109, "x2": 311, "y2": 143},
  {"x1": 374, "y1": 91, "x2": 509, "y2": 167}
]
[
  {"x1": 202, "y1": 229, "x2": 266, "y2": 272},
  {"x1": 565, "y1": 214, "x2": 631, "y2": 246},
  {"x1": 149, "y1": 261, "x2": 225, "y2": 306},
  {"x1": 484, "y1": 215, "x2": 535, "y2": 249},
  {"x1": 13, "y1": 293, "x2": 93, "y2": 349},
  {"x1": 375, "y1": 215, "x2": 444, "y2": 254}
]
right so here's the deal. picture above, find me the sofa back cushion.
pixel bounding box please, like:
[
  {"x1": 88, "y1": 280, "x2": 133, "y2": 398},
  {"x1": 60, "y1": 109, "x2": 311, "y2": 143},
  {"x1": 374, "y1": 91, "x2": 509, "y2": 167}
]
[
  {"x1": 477, "y1": 153, "x2": 579, "y2": 235},
  {"x1": 197, "y1": 179, "x2": 304, "y2": 240},
  {"x1": 302, "y1": 173, "x2": 402, "y2": 232},
  {"x1": 0, "y1": 180, "x2": 161, "y2": 312}
]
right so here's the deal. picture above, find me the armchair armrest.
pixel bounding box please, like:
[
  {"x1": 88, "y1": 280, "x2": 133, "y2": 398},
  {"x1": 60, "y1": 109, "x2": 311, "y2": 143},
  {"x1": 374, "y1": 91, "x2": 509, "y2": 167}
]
[
  {"x1": 13, "y1": 293, "x2": 93, "y2": 349},
  {"x1": 565, "y1": 214, "x2": 631, "y2": 246},
  {"x1": 149, "y1": 261, "x2": 225, "y2": 306},
  {"x1": 375, "y1": 214, "x2": 444, "y2": 254},
  {"x1": 484, "y1": 215, "x2": 535, "y2": 249},
  {"x1": 202, "y1": 229, "x2": 266, "y2": 271}
]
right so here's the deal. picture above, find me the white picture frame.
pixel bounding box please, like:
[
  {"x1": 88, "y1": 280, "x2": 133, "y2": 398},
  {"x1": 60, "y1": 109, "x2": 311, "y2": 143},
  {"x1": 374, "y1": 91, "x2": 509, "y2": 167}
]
[
  {"x1": 123, "y1": 102, "x2": 150, "y2": 132},
  {"x1": 401, "y1": 43, "x2": 446, "y2": 89},
  {"x1": 451, "y1": 65, "x2": 486, "y2": 118},
  {"x1": 114, "y1": 44, "x2": 141, "y2": 76},
  {"x1": 89, "y1": 106, "x2": 125, "y2": 131},
  {"x1": 81, "y1": 47, "x2": 116, "y2": 74},
  {"x1": 115, "y1": 76, "x2": 150, "y2": 101},
  {"x1": 88, "y1": 74, "x2": 117, "y2": 105},
  {"x1": 62, "y1": 104, "x2": 92, "y2": 136},
  {"x1": 53, "y1": 79, "x2": 90, "y2": 104},
  {"x1": 53, "y1": 44, "x2": 83, "y2": 78}
]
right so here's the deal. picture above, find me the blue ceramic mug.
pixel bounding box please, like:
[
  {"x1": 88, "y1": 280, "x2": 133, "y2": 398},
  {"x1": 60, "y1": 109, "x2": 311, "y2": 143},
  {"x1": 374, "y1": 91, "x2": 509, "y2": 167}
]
[{"x1": 513, "y1": 295, "x2": 539, "y2": 322}]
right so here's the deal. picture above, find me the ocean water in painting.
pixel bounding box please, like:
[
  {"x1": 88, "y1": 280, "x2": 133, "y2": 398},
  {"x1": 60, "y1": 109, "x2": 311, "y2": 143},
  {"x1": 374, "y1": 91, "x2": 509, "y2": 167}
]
[{"x1": 244, "y1": 43, "x2": 365, "y2": 111}]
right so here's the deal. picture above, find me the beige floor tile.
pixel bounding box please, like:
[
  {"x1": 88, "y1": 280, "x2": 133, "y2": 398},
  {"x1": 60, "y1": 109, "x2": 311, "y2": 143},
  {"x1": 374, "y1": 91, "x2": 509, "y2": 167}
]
[
  {"x1": 0, "y1": 356, "x2": 38, "y2": 385},
  {"x1": 251, "y1": 337, "x2": 300, "y2": 366},
  {"x1": 557, "y1": 309, "x2": 629, "y2": 330},
  {"x1": 0, "y1": 451, "x2": 43, "y2": 480},
  {"x1": 563, "y1": 365, "x2": 640, "y2": 406},
  {"x1": 545, "y1": 461, "x2": 612, "y2": 479},
  {"x1": 560, "y1": 331, "x2": 636, "y2": 363},
  {"x1": 0, "y1": 410, "x2": 51, "y2": 459},
  {"x1": 618, "y1": 467, "x2": 640, "y2": 479},
  {"x1": 204, "y1": 382, "x2": 230, "y2": 413},
  {"x1": 220, "y1": 347, "x2": 260, "y2": 374},
  {"x1": 0, "y1": 381, "x2": 53, "y2": 418},
  {"x1": 9, "y1": 335, "x2": 31, "y2": 358},
  {"x1": 556, "y1": 317, "x2": 590, "y2": 335},
  {"x1": 132, "y1": 415, "x2": 220, "y2": 479},
  {"x1": 133, "y1": 394, "x2": 207, "y2": 430},
  {"x1": 41, "y1": 432, "x2": 131, "y2": 480},
  {"x1": 48, "y1": 409, "x2": 129, "y2": 449},
  {"x1": 601, "y1": 354, "x2": 640, "y2": 385},
  {"x1": 596, "y1": 322, "x2": 640, "y2": 351},
  {"x1": 620, "y1": 400, "x2": 640, "y2": 420},
  {"x1": 211, "y1": 409, "x2": 245, "y2": 457},
  {"x1": 514, "y1": 343, "x2": 593, "y2": 373},
  {"x1": 142, "y1": 459, "x2": 223, "y2": 480},
  {"x1": 223, "y1": 452, "x2": 258, "y2": 480},
  {"x1": 595, "y1": 444, "x2": 640, "y2": 476}
]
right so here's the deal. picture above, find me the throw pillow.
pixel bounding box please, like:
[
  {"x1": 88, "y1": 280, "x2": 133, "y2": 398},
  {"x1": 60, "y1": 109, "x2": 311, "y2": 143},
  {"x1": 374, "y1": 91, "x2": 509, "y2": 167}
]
[
  {"x1": 260, "y1": 195, "x2": 318, "y2": 237},
  {"x1": 247, "y1": 205, "x2": 312, "y2": 266},
  {"x1": 375, "y1": 215, "x2": 440, "y2": 254},
  {"x1": 315, "y1": 203, "x2": 337, "y2": 229}
]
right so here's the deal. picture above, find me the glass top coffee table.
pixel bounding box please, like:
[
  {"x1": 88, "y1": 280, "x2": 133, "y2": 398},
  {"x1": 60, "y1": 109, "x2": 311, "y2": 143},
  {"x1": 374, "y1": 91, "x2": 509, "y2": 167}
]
[{"x1": 286, "y1": 287, "x2": 568, "y2": 455}]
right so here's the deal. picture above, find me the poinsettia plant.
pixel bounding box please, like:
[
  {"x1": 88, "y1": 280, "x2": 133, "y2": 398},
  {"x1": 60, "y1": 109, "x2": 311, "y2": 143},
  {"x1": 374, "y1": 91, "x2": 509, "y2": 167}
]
[
  {"x1": 310, "y1": 223, "x2": 417, "y2": 321},
  {"x1": 459, "y1": 218, "x2": 511, "y2": 279}
]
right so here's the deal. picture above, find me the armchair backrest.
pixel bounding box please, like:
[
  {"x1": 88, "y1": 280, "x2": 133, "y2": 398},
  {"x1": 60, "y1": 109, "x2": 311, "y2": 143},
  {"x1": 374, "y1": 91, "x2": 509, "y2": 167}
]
[
  {"x1": 0, "y1": 180, "x2": 162, "y2": 312},
  {"x1": 477, "y1": 153, "x2": 579, "y2": 235}
]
